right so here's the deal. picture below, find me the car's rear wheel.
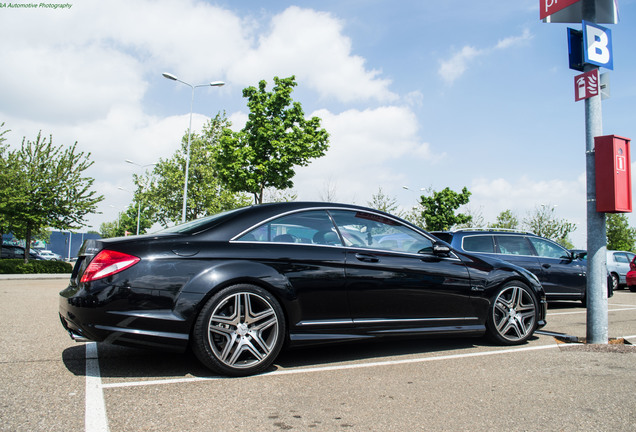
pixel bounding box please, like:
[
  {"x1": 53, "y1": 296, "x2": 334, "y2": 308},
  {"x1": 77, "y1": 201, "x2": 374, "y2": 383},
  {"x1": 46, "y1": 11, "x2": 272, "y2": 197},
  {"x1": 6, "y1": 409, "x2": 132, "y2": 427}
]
[
  {"x1": 486, "y1": 282, "x2": 537, "y2": 345},
  {"x1": 192, "y1": 284, "x2": 285, "y2": 376},
  {"x1": 630, "y1": 285, "x2": 636, "y2": 293},
  {"x1": 610, "y1": 273, "x2": 619, "y2": 291}
]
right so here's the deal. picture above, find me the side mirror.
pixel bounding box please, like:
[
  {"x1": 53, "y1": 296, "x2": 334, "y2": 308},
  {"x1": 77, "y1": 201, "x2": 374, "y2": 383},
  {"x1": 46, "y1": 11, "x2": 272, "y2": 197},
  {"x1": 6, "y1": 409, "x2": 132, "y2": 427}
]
[{"x1": 432, "y1": 242, "x2": 451, "y2": 257}]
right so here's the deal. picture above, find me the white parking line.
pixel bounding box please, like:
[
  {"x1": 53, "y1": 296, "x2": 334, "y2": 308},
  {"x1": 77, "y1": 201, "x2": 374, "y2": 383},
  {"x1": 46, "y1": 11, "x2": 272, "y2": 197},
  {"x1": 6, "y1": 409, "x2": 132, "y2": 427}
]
[
  {"x1": 85, "y1": 343, "x2": 109, "y2": 432},
  {"x1": 102, "y1": 343, "x2": 560, "y2": 389},
  {"x1": 549, "y1": 306, "x2": 636, "y2": 316}
]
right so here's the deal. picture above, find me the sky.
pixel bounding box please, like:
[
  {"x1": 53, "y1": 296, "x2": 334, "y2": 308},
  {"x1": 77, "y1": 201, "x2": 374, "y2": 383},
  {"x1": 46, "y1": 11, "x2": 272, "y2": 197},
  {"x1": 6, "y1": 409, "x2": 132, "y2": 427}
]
[{"x1": 1, "y1": 0, "x2": 635, "y2": 248}]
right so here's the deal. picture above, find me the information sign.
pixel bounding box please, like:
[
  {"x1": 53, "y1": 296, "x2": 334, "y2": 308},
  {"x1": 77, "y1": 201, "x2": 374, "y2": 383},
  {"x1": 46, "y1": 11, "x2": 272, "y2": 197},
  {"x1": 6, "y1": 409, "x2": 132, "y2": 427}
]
[
  {"x1": 583, "y1": 21, "x2": 613, "y2": 70},
  {"x1": 541, "y1": 0, "x2": 619, "y2": 24}
]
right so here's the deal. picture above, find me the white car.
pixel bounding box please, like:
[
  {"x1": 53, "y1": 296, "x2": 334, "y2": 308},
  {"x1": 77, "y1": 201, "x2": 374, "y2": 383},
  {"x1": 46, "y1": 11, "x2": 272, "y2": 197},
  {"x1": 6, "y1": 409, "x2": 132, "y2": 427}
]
[
  {"x1": 607, "y1": 250, "x2": 635, "y2": 290},
  {"x1": 35, "y1": 249, "x2": 62, "y2": 261}
]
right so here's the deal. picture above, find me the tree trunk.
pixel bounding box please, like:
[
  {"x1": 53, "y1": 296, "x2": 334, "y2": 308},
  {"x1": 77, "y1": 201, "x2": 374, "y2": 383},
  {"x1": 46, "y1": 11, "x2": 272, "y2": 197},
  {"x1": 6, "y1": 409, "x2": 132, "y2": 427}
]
[{"x1": 24, "y1": 224, "x2": 32, "y2": 264}]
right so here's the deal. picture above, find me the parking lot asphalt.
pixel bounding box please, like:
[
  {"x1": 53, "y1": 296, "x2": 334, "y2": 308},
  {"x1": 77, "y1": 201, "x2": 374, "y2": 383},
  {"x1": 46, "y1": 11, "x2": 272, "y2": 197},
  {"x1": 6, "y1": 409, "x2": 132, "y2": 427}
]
[{"x1": 1, "y1": 278, "x2": 635, "y2": 432}]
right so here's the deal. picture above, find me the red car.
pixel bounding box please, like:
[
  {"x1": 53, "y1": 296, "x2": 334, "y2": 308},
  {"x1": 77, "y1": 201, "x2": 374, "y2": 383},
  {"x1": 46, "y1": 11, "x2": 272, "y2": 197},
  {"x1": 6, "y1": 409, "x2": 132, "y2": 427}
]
[{"x1": 626, "y1": 256, "x2": 636, "y2": 292}]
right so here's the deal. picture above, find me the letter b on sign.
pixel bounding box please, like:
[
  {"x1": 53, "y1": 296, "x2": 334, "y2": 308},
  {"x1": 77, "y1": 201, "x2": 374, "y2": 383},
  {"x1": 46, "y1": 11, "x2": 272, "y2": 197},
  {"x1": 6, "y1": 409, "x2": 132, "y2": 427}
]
[{"x1": 583, "y1": 21, "x2": 613, "y2": 70}]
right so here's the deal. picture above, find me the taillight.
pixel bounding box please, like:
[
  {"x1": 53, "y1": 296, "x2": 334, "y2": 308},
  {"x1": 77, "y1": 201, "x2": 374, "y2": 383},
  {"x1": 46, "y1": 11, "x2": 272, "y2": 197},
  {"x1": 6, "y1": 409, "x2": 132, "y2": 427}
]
[{"x1": 80, "y1": 250, "x2": 140, "y2": 283}]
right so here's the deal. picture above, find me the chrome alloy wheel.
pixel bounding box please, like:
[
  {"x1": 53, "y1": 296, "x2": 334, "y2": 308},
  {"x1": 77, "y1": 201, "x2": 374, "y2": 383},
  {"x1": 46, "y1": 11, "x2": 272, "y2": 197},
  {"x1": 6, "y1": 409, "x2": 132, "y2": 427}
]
[
  {"x1": 492, "y1": 285, "x2": 537, "y2": 343},
  {"x1": 207, "y1": 291, "x2": 280, "y2": 369}
]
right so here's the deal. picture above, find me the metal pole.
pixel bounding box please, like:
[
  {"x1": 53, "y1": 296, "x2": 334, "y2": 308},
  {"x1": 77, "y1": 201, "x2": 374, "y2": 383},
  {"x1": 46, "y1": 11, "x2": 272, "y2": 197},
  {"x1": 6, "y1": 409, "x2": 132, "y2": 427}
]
[
  {"x1": 583, "y1": 0, "x2": 608, "y2": 344},
  {"x1": 136, "y1": 202, "x2": 141, "y2": 235},
  {"x1": 182, "y1": 85, "x2": 195, "y2": 224}
]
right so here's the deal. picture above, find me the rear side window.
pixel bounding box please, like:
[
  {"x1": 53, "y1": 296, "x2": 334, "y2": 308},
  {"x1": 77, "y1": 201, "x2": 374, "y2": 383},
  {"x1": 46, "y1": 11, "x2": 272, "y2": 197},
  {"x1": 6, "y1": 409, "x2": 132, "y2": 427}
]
[
  {"x1": 462, "y1": 235, "x2": 495, "y2": 253},
  {"x1": 236, "y1": 210, "x2": 341, "y2": 246},
  {"x1": 613, "y1": 252, "x2": 629, "y2": 263},
  {"x1": 495, "y1": 235, "x2": 534, "y2": 256}
]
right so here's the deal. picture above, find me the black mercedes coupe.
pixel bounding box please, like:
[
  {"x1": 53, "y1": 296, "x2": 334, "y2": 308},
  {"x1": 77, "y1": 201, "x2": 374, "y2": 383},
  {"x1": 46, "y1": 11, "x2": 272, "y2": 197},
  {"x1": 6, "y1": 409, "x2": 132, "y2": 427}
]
[{"x1": 60, "y1": 202, "x2": 547, "y2": 376}]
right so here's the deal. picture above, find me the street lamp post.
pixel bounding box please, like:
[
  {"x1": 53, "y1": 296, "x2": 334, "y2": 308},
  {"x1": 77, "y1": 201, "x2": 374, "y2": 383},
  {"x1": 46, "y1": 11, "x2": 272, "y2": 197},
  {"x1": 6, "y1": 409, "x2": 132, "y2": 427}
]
[
  {"x1": 117, "y1": 187, "x2": 141, "y2": 235},
  {"x1": 123, "y1": 159, "x2": 156, "y2": 235},
  {"x1": 162, "y1": 72, "x2": 225, "y2": 223}
]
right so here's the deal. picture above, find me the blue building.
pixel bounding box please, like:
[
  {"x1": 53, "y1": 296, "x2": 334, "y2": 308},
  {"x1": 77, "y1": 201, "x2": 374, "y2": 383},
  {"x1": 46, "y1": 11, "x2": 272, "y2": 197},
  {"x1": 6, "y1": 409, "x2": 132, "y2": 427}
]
[{"x1": 2, "y1": 231, "x2": 101, "y2": 260}]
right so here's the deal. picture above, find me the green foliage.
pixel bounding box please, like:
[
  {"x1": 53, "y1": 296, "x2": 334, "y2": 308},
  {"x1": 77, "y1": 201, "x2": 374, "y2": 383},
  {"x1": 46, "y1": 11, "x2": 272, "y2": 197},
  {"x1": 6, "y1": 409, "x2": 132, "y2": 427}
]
[
  {"x1": 491, "y1": 209, "x2": 519, "y2": 230},
  {"x1": 136, "y1": 113, "x2": 251, "y2": 226},
  {"x1": 214, "y1": 76, "x2": 330, "y2": 204},
  {"x1": 523, "y1": 205, "x2": 576, "y2": 247},
  {"x1": 606, "y1": 213, "x2": 636, "y2": 252},
  {"x1": 0, "y1": 259, "x2": 72, "y2": 274},
  {"x1": 99, "y1": 204, "x2": 154, "y2": 238},
  {"x1": 419, "y1": 187, "x2": 472, "y2": 231},
  {"x1": 367, "y1": 187, "x2": 401, "y2": 215},
  {"x1": 0, "y1": 129, "x2": 103, "y2": 262}
]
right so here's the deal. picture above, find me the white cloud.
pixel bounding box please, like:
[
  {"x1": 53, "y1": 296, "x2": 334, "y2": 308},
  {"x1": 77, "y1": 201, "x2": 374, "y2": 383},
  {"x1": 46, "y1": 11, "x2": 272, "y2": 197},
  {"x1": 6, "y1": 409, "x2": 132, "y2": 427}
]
[
  {"x1": 438, "y1": 28, "x2": 533, "y2": 85},
  {"x1": 228, "y1": 6, "x2": 397, "y2": 103},
  {"x1": 294, "y1": 106, "x2": 444, "y2": 204},
  {"x1": 470, "y1": 174, "x2": 587, "y2": 247}
]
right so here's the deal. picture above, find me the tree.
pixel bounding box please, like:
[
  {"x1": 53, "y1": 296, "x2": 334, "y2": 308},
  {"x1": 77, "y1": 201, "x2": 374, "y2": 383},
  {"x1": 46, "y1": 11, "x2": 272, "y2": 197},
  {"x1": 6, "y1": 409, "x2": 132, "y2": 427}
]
[
  {"x1": 491, "y1": 209, "x2": 519, "y2": 230},
  {"x1": 367, "y1": 187, "x2": 401, "y2": 215},
  {"x1": 606, "y1": 213, "x2": 636, "y2": 251},
  {"x1": 0, "y1": 122, "x2": 14, "y2": 258},
  {"x1": 138, "y1": 114, "x2": 251, "y2": 227},
  {"x1": 3, "y1": 131, "x2": 103, "y2": 261},
  {"x1": 523, "y1": 205, "x2": 576, "y2": 247},
  {"x1": 214, "y1": 76, "x2": 330, "y2": 204},
  {"x1": 99, "y1": 204, "x2": 154, "y2": 238},
  {"x1": 419, "y1": 187, "x2": 472, "y2": 231}
]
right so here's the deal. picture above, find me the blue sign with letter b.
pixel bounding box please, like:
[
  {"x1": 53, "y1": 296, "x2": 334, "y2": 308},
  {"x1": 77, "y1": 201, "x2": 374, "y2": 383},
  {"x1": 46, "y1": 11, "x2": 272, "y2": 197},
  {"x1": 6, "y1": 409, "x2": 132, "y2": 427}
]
[{"x1": 583, "y1": 20, "x2": 613, "y2": 70}]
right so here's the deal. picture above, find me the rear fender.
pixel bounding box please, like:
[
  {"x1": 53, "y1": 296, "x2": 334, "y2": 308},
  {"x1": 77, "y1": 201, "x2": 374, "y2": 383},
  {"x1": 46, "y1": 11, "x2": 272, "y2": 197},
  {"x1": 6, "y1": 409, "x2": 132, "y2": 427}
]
[{"x1": 177, "y1": 260, "x2": 296, "y2": 321}]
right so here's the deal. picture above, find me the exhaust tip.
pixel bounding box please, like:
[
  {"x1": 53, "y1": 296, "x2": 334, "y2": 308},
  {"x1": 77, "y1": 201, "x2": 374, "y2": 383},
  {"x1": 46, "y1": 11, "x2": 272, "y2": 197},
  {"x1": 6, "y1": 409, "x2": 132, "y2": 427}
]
[{"x1": 68, "y1": 330, "x2": 90, "y2": 343}]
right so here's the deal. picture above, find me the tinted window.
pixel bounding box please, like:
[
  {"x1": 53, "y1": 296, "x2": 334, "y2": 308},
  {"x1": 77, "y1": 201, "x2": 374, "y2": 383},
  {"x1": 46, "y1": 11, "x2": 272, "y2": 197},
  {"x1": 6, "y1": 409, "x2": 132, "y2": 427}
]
[
  {"x1": 463, "y1": 235, "x2": 495, "y2": 253},
  {"x1": 329, "y1": 210, "x2": 433, "y2": 254},
  {"x1": 237, "y1": 210, "x2": 341, "y2": 245},
  {"x1": 527, "y1": 237, "x2": 569, "y2": 259},
  {"x1": 495, "y1": 236, "x2": 534, "y2": 256}
]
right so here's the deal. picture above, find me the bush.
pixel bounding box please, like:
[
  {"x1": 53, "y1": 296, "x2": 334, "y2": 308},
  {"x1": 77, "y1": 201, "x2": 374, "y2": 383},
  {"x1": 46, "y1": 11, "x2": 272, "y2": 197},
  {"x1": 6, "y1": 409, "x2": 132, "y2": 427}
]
[{"x1": 0, "y1": 259, "x2": 73, "y2": 274}]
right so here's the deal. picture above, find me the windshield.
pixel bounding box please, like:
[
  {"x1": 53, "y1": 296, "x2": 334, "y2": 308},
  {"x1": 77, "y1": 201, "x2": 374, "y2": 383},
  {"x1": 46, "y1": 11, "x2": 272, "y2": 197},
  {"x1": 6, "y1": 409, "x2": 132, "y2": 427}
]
[{"x1": 158, "y1": 207, "x2": 248, "y2": 234}]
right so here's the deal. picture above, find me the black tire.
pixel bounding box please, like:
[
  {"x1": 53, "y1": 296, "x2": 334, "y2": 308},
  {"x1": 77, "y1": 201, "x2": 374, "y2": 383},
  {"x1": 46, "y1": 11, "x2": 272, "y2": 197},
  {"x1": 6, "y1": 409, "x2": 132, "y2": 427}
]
[
  {"x1": 486, "y1": 281, "x2": 538, "y2": 345},
  {"x1": 192, "y1": 284, "x2": 285, "y2": 377},
  {"x1": 630, "y1": 285, "x2": 636, "y2": 293},
  {"x1": 610, "y1": 273, "x2": 619, "y2": 291}
]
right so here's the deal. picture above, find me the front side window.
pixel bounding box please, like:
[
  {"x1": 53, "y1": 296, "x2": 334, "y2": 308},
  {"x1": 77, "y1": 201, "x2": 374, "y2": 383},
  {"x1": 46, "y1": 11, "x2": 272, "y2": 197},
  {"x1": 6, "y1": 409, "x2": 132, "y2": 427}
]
[
  {"x1": 329, "y1": 210, "x2": 433, "y2": 254},
  {"x1": 236, "y1": 210, "x2": 341, "y2": 246},
  {"x1": 527, "y1": 237, "x2": 569, "y2": 259}
]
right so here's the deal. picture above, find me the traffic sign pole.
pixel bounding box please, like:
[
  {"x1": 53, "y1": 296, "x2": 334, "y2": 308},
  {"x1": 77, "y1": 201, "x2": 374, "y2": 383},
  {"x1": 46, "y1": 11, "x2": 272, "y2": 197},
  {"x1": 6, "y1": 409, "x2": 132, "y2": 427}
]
[{"x1": 583, "y1": 0, "x2": 608, "y2": 344}]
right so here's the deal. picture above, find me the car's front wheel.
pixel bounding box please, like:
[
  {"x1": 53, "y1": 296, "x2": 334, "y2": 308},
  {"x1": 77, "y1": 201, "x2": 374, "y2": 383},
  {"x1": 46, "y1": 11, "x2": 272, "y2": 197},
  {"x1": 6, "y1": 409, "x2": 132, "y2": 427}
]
[
  {"x1": 486, "y1": 282, "x2": 537, "y2": 345},
  {"x1": 192, "y1": 284, "x2": 285, "y2": 376}
]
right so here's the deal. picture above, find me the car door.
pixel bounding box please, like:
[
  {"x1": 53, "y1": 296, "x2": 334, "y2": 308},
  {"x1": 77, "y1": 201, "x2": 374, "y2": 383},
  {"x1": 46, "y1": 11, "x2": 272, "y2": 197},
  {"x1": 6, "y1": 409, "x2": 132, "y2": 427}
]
[
  {"x1": 527, "y1": 236, "x2": 586, "y2": 299},
  {"x1": 233, "y1": 210, "x2": 349, "y2": 329},
  {"x1": 611, "y1": 252, "x2": 633, "y2": 284},
  {"x1": 328, "y1": 210, "x2": 474, "y2": 332},
  {"x1": 493, "y1": 235, "x2": 544, "y2": 280}
]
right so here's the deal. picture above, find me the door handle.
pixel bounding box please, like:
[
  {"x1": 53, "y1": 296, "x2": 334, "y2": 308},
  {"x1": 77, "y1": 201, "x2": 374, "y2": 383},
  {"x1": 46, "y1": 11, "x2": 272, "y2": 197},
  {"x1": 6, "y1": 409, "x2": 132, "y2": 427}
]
[
  {"x1": 542, "y1": 264, "x2": 551, "y2": 269},
  {"x1": 355, "y1": 253, "x2": 379, "y2": 263}
]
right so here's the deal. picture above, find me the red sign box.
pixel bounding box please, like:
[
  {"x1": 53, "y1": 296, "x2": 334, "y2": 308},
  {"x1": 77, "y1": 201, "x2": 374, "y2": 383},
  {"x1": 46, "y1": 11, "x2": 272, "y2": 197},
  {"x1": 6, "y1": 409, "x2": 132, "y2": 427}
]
[
  {"x1": 595, "y1": 135, "x2": 632, "y2": 213},
  {"x1": 540, "y1": 0, "x2": 581, "y2": 20}
]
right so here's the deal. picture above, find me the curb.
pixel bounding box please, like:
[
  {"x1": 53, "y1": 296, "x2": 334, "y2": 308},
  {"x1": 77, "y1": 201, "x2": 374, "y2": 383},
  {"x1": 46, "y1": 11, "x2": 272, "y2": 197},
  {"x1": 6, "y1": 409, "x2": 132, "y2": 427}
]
[{"x1": 0, "y1": 274, "x2": 71, "y2": 280}]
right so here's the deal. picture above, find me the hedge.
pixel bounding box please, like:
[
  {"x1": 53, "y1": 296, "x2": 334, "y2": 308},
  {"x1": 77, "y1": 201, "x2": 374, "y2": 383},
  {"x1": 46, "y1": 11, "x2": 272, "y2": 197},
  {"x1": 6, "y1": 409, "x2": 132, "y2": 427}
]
[{"x1": 0, "y1": 259, "x2": 73, "y2": 274}]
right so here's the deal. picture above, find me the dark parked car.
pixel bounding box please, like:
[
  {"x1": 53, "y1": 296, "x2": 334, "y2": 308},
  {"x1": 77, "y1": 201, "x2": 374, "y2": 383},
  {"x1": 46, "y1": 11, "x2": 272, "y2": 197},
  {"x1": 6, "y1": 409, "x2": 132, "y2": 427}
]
[
  {"x1": 1, "y1": 245, "x2": 41, "y2": 260},
  {"x1": 60, "y1": 202, "x2": 547, "y2": 376},
  {"x1": 432, "y1": 229, "x2": 589, "y2": 303}
]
